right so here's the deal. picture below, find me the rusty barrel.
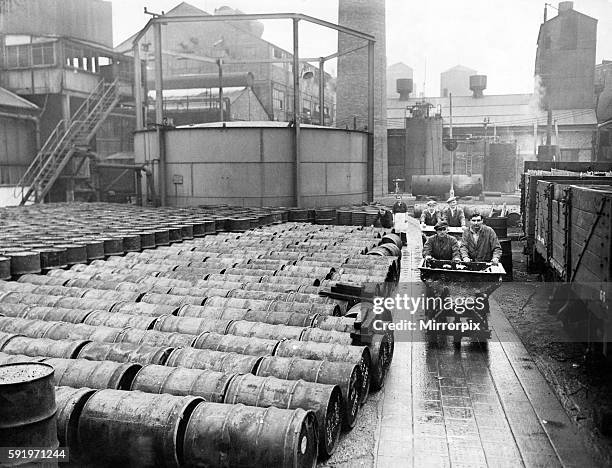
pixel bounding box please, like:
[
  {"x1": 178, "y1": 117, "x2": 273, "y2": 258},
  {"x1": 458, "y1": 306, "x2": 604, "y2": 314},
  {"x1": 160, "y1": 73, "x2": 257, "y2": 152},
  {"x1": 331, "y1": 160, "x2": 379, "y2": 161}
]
[
  {"x1": 313, "y1": 316, "x2": 356, "y2": 333},
  {"x1": 225, "y1": 373, "x2": 343, "y2": 457},
  {"x1": 141, "y1": 292, "x2": 205, "y2": 307},
  {"x1": 256, "y1": 356, "x2": 362, "y2": 429},
  {"x1": 269, "y1": 301, "x2": 341, "y2": 317},
  {"x1": 300, "y1": 327, "x2": 354, "y2": 345},
  {"x1": 0, "y1": 363, "x2": 59, "y2": 457},
  {"x1": 368, "y1": 333, "x2": 394, "y2": 391},
  {"x1": 165, "y1": 347, "x2": 261, "y2": 374},
  {"x1": 2, "y1": 336, "x2": 90, "y2": 359},
  {"x1": 274, "y1": 340, "x2": 371, "y2": 405},
  {"x1": 83, "y1": 311, "x2": 159, "y2": 330},
  {"x1": 0, "y1": 351, "x2": 45, "y2": 364},
  {"x1": 153, "y1": 315, "x2": 232, "y2": 335},
  {"x1": 0, "y1": 317, "x2": 57, "y2": 338},
  {"x1": 115, "y1": 328, "x2": 196, "y2": 348},
  {"x1": 182, "y1": 403, "x2": 318, "y2": 468},
  {"x1": 176, "y1": 304, "x2": 235, "y2": 319},
  {"x1": 78, "y1": 389, "x2": 202, "y2": 468},
  {"x1": 7, "y1": 251, "x2": 42, "y2": 276},
  {"x1": 54, "y1": 386, "x2": 96, "y2": 456},
  {"x1": 131, "y1": 364, "x2": 235, "y2": 403},
  {"x1": 111, "y1": 301, "x2": 180, "y2": 316},
  {"x1": 226, "y1": 320, "x2": 306, "y2": 341},
  {"x1": 43, "y1": 322, "x2": 125, "y2": 343},
  {"x1": 0, "y1": 291, "x2": 61, "y2": 307},
  {"x1": 0, "y1": 256, "x2": 11, "y2": 280},
  {"x1": 21, "y1": 306, "x2": 96, "y2": 324},
  {"x1": 77, "y1": 341, "x2": 174, "y2": 366},
  {"x1": 191, "y1": 332, "x2": 279, "y2": 356},
  {"x1": 44, "y1": 358, "x2": 141, "y2": 390},
  {"x1": 222, "y1": 308, "x2": 317, "y2": 327},
  {"x1": 0, "y1": 303, "x2": 32, "y2": 317}
]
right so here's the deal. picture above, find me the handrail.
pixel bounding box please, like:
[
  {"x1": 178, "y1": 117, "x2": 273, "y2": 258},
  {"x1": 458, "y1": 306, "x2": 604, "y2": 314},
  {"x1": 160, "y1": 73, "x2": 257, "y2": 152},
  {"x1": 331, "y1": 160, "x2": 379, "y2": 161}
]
[
  {"x1": 17, "y1": 78, "x2": 120, "y2": 204},
  {"x1": 14, "y1": 119, "x2": 65, "y2": 197}
]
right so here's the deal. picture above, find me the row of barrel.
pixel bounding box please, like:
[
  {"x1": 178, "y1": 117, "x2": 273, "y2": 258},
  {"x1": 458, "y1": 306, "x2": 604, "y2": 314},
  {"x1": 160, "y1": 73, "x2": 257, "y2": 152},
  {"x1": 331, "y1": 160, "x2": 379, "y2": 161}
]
[
  {"x1": 0, "y1": 204, "x2": 397, "y2": 278},
  {"x1": 0, "y1": 221, "x2": 401, "y2": 465},
  {"x1": 1, "y1": 361, "x2": 321, "y2": 467}
]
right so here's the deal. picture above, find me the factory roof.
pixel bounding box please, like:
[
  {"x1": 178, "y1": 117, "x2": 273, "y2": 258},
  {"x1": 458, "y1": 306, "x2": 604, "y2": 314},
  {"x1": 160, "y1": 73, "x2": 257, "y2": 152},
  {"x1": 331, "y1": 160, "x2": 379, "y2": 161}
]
[
  {"x1": 0, "y1": 87, "x2": 38, "y2": 111},
  {"x1": 387, "y1": 94, "x2": 597, "y2": 129}
]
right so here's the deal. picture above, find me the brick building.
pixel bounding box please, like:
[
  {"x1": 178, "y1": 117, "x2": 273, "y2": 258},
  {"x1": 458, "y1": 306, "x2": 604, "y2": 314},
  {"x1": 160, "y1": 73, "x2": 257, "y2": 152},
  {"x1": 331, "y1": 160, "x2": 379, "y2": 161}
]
[{"x1": 116, "y1": 2, "x2": 336, "y2": 125}]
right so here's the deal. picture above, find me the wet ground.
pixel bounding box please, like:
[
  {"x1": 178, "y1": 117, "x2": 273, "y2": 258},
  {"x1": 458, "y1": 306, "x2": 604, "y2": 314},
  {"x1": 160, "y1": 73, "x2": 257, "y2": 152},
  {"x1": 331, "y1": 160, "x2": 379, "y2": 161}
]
[{"x1": 321, "y1": 218, "x2": 610, "y2": 467}]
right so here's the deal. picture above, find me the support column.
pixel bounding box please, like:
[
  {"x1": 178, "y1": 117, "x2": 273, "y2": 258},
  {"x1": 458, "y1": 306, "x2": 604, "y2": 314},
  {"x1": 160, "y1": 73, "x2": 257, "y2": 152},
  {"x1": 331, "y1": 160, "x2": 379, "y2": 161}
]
[{"x1": 292, "y1": 18, "x2": 302, "y2": 208}]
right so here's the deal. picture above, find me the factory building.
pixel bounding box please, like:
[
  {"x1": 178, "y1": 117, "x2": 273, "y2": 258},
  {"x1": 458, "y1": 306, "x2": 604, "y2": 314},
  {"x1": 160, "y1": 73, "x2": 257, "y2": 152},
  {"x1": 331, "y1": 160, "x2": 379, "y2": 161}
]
[
  {"x1": 440, "y1": 65, "x2": 477, "y2": 98},
  {"x1": 0, "y1": 0, "x2": 138, "y2": 204},
  {"x1": 115, "y1": 2, "x2": 336, "y2": 126},
  {"x1": 535, "y1": 1, "x2": 597, "y2": 110}
]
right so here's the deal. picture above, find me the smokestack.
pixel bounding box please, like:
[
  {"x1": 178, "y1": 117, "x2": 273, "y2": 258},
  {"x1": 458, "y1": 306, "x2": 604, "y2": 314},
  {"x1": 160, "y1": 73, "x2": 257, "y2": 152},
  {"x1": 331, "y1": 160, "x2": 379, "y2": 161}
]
[
  {"x1": 396, "y1": 78, "x2": 413, "y2": 101},
  {"x1": 337, "y1": 0, "x2": 387, "y2": 198},
  {"x1": 469, "y1": 75, "x2": 487, "y2": 98}
]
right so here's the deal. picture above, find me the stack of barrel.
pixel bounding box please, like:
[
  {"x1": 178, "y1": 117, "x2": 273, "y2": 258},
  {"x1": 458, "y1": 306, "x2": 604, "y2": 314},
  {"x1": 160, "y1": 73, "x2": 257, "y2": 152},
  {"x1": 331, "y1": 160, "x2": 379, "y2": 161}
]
[{"x1": 0, "y1": 219, "x2": 401, "y2": 466}]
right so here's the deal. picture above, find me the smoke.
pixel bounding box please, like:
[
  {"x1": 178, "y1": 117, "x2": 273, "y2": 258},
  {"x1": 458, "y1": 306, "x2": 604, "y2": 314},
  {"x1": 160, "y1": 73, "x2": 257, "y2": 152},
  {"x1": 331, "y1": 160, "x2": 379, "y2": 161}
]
[{"x1": 529, "y1": 74, "x2": 546, "y2": 117}]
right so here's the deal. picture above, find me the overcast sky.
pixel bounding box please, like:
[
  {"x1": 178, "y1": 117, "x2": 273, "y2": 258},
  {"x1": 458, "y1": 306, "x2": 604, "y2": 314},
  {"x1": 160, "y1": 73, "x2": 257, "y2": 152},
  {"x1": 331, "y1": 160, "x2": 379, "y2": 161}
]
[{"x1": 110, "y1": 0, "x2": 612, "y2": 96}]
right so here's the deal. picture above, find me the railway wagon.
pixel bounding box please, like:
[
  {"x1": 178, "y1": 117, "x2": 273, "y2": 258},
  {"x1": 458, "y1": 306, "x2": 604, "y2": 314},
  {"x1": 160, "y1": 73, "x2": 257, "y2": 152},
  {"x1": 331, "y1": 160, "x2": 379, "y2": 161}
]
[
  {"x1": 532, "y1": 181, "x2": 612, "y2": 356},
  {"x1": 521, "y1": 172, "x2": 612, "y2": 267}
]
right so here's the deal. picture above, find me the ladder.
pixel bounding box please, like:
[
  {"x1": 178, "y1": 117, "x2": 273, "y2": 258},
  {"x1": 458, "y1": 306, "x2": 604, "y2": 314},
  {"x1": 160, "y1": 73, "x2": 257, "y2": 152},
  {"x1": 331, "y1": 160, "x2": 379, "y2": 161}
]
[{"x1": 16, "y1": 79, "x2": 120, "y2": 205}]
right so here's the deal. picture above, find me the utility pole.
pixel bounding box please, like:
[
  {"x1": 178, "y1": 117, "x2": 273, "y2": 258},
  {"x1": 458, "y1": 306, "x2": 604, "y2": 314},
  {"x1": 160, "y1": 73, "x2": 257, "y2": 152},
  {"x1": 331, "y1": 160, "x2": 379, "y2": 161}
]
[
  {"x1": 483, "y1": 117, "x2": 490, "y2": 196},
  {"x1": 449, "y1": 93, "x2": 454, "y2": 198}
]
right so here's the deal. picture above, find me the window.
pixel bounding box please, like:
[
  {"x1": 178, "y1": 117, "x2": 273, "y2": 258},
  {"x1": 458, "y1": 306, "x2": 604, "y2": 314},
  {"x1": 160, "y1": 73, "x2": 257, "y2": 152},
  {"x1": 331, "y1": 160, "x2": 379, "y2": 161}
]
[
  {"x1": 273, "y1": 88, "x2": 285, "y2": 110},
  {"x1": 32, "y1": 43, "x2": 54, "y2": 66},
  {"x1": 273, "y1": 47, "x2": 283, "y2": 59},
  {"x1": 6, "y1": 45, "x2": 30, "y2": 67}
]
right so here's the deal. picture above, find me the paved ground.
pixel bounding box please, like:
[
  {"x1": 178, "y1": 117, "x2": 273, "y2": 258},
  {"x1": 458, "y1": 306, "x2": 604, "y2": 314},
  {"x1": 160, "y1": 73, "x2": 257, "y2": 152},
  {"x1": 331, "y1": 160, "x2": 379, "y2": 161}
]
[{"x1": 371, "y1": 220, "x2": 600, "y2": 467}]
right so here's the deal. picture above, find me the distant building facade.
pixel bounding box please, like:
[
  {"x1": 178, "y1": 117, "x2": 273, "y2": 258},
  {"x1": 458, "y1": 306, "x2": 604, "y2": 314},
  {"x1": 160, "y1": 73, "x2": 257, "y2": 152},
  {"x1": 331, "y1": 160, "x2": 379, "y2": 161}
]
[
  {"x1": 116, "y1": 2, "x2": 336, "y2": 126},
  {"x1": 440, "y1": 65, "x2": 477, "y2": 98}
]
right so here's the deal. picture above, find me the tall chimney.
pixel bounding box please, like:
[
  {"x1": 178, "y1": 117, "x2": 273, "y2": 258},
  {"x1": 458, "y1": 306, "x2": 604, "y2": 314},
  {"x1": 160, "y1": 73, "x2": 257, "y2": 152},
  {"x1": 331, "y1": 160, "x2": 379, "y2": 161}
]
[{"x1": 337, "y1": 0, "x2": 387, "y2": 197}]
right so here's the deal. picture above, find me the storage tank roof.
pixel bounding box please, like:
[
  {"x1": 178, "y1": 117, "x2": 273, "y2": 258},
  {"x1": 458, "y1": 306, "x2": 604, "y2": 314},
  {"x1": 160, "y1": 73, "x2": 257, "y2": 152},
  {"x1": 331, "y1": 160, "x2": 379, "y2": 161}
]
[{"x1": 0, "y1": 87, "x2": 38, "y2": 111}]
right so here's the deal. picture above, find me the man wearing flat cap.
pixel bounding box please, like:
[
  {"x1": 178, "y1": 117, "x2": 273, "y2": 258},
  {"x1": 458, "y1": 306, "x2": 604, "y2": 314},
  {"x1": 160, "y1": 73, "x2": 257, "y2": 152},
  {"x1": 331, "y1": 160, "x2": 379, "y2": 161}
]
[
  {"x1": 420, "y1": 200, "x2": 441, "y2": 227},
  {"x1": 442, "y1": 196, "x2": 465, "y2": 227},
  {"x1": 423, "y1": 221, "x2": 461, "y2": 261}
]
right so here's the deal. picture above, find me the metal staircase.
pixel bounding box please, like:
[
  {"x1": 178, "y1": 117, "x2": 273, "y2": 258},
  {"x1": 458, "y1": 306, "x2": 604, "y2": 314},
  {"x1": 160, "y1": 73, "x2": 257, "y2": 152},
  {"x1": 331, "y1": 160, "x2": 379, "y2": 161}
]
[{"x1": 16, "y1": 79, "x2": 120, "y2": 205}]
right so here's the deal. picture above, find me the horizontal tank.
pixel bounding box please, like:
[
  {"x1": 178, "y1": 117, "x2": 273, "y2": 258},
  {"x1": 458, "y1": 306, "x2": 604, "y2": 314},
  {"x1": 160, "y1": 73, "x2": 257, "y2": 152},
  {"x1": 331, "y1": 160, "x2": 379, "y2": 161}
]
[
  {"x1": 134, "y1": 122, "x2": 368, "y2": 207},
  {"x1": 411, "y1": 174, "x2": 483, "y2": 197}
]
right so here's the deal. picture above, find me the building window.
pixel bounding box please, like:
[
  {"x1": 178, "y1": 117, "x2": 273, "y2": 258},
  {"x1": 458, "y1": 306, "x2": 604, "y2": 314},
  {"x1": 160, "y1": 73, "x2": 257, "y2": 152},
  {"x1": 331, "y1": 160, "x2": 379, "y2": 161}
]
[
  {"x1": 6, "y1": 45, "x2": 30, "y2": 67},
  {"x1": 32, "y1": 43, "x2": 54, "y2": 66},
  {"x1": 273, "y1": 88, "x2": 285, "y2": 110},
  {"x1": 273, "y1": 47, "x2": 283, "y2": 59}
]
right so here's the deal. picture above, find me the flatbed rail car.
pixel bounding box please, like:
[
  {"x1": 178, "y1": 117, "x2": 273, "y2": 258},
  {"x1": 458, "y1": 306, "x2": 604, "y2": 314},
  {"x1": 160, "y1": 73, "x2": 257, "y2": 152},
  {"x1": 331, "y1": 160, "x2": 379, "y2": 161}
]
[
  {"x1": 418, "y1": 259, "x2": 505, "y2": 347},
  {"x1": 533, "y1": 182, "x2": 612, "y2": 356},
  {"x1": 521, "y1": 173, "x2": 612, "y2": 267}
]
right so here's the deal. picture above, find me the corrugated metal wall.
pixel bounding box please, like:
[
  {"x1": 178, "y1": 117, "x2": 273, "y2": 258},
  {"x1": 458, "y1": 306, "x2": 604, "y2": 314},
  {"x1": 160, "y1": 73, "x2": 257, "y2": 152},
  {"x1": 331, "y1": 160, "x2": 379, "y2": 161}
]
[{"x1": 0, "y1": 115, "x2": 36, "y2": 185}]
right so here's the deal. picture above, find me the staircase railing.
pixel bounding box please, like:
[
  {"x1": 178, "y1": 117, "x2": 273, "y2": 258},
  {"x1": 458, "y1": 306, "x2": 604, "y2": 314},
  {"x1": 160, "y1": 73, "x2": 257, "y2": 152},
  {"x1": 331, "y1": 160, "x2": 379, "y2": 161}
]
[{"x1": 16, "y1": 78, "x2": 119, "y2": 204}]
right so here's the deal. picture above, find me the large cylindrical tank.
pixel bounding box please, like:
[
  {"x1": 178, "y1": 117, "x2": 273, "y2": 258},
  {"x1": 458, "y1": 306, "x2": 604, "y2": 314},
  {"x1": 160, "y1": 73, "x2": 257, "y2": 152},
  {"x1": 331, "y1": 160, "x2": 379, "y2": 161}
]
[
  {"x1": 411, "y1": 174, "x2": 483, "y2": 197},
  {"x1": 134, "y1": 123, "x2": 368, "y2": 208},
  {"x1": 337, "y1": 0, "x2": 387, "y2": 197}
]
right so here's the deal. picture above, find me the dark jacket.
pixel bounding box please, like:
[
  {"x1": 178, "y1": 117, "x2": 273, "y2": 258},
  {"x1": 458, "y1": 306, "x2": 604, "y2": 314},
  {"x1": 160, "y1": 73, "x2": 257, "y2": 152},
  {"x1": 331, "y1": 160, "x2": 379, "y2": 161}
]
[
  {"x1": 375, "y1": 210, "x2": 394, "y2": 228},
  {"x1": 392, "y1": 201, "x2": 408, "y2": 213},
  {"x1": 460, "y1": 225, "x2": 502, "y2": 262},
  {"x1": 442, "y1": 207, "x2": 465, "y2": 227},
  {"x1": 420, "y1": 209, "x2": 441, "y2": 226},
  {"x1": 423, "y1": 234, "x2": 461, "y2": 261}
]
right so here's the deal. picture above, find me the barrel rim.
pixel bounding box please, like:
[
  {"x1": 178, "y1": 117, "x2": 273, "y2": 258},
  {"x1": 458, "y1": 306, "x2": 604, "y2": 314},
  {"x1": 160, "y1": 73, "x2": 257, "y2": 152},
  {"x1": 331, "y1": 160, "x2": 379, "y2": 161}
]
[{"x1": 0, "y1": 361, "x2": 55, "y2": 386}]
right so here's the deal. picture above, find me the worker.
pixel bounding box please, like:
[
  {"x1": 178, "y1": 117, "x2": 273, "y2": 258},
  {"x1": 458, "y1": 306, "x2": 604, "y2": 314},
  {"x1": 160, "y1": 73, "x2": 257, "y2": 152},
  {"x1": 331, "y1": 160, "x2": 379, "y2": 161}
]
[
  {"x1": 442, "y1": 196, "x2": 465, "y2": 227},
  {"x1": 460, "y1": 210, "x2": 502, "y2": 264},
  {"x1": 420, "y1": 200, "x2": 441, "y2": 227},
  {"x1": 423, "y1": 221, "x2": 461, "y2": 261},
  {"x1": 392, "y1": 195, "x2": 408, "y2": 219},
  {"x1": 374, "y1": 207, "x2": 394, "y2": 229}
]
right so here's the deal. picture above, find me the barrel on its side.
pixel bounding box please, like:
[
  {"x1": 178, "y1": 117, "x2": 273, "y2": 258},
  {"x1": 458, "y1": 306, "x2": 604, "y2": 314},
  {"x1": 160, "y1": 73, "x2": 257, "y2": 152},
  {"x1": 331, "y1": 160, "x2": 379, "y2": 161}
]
[
  {"x1": 182, "y1": 403, "x2": 318, "y2": 468},
  {"x1": 0, "y1": 363, "x2": 59, "y2": 452},
  {"x1": 55, "y1": 386, "x2": 96, "y2": 452},
  {"x1": 131, "y1": 365, "x2": 235, "y2": 403},
  {"x1": 44, "y1": 358, "x2": 142, "y2": 390},
  {"x1": 256, "y1": 356, "x2": 362, "y2": 429},
  {"x1": 77, "y1": 341, "x2": 174, "y2": 366},
  {"x1": 165, "y1": 348, "x2": 261, "y2": 374},
  {"x1": 77, "y1": 389, "x2": 202, "y2": 467},
  {"x1": 225, "y1": 373, "x2": 343, "y2": 457}
]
